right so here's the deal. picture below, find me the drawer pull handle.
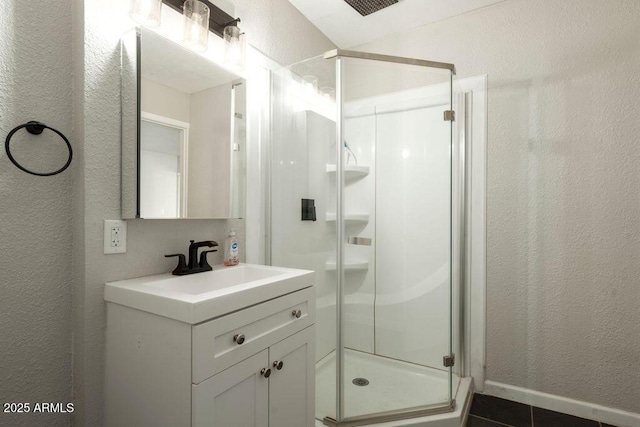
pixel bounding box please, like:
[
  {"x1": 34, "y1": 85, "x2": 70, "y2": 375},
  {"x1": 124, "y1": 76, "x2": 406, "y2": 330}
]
[
  {"x1": 273, "y1": 360, "x2": 284, "y2": 370},
  {"x1": 233, "y1": 333, "x2": 246, "y2": 345},
  {"x1": 292, "y1": 309, "x2": 302, "y2": 318},
  {"x1": 261, "y1": 367, "x2": 271, "y2": 378}
]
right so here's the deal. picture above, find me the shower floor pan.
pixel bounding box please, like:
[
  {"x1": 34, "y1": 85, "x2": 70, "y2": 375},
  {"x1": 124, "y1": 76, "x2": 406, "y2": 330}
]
[{"x1": 315, "y1": 349, "x2": 472, "y2": 427}]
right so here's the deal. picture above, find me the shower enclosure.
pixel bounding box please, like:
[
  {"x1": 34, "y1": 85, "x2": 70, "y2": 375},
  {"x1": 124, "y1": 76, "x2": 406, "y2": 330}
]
[{"x1": 270, "y1": 50, "x2": 463, "y2": 426}]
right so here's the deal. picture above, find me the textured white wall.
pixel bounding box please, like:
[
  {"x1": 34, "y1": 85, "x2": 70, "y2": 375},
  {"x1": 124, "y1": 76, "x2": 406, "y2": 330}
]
[
  {"x1": 0, "y1": 1, "x2": 73, "y2": 426},
  {"x1": 233, "y1": 0, "x2": 336, "y2": 66},
  {"x1": 73, "y1": 1, "x2": 335, "y2": 425},
  {"x1": 356, "y1": 0, "x2": 640, "y2": 414}
]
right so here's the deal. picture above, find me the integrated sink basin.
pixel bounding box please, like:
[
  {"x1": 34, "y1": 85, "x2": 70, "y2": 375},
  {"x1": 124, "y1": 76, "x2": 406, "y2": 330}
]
[
  {"x1": 104, "y1": 263, "x2": 314, "y2": 324},
  {"x1": 149, "y1": 265, "x2": 284, "y2": 295}
]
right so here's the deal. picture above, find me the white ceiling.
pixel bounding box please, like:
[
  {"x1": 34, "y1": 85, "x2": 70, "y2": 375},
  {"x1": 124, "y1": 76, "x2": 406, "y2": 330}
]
[{"x1": 288, "y1": 0, "x2": 506, "y2": 48}]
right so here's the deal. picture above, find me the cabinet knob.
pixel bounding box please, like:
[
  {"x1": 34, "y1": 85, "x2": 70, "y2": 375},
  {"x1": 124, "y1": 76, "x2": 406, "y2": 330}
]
[
  {"x1": 233, "y1": 333, "x2": 245, "y2": 345},
  {"x1": 273, "y1": 360, "x2": 284, "y2": 370},
  {"x1": 292, "y1": 309, "x2": 302, "y2": 318},
  {"x1": 261, "y1": 367, "x2": 271, "y2": 378}
]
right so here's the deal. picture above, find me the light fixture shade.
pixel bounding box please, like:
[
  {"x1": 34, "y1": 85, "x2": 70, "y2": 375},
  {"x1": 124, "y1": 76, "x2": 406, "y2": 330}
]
[
  {"x1": 129, "y1": 0, "x2": 162, "y2": 27},
  {"x1": 320, "y1": 86, "x2": 336, "y2": 101},
  {"x1": 183, "y1": 0, "x2": 210, "y2": 52},
  {"x1": 224, "y1": 24, "x2": 246, "y2": 70},
  {"x1": 302, "y1": 75, "x2": 318, "y2": 93}
]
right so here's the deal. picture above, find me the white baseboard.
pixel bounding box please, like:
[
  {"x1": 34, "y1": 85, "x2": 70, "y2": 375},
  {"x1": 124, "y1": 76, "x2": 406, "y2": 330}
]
[{"x1": 483, "y1": 380, "x2": 640, "y2": 427}]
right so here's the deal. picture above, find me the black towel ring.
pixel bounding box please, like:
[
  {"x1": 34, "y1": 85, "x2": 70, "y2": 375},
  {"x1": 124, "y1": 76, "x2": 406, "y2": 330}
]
[{"x1": 4, "y1": 121, "x2": 73, "y2": 177}]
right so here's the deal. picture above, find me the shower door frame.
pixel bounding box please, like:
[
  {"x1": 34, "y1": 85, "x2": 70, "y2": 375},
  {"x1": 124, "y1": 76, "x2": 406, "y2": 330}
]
[{"x1": 323, "y1": 49, "x2": 461, "y2": 427}]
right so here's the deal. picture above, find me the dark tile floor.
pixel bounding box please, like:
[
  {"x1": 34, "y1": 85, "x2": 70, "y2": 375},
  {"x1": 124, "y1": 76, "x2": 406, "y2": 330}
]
[{"x1": 466, "y1": 394, "x2": 618, "y2": 427}]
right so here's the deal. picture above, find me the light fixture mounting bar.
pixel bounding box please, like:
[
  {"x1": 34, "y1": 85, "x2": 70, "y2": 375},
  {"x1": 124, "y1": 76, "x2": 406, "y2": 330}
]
[{"x1": 162, "y1": 0, "x2": 240, "y2": 37}]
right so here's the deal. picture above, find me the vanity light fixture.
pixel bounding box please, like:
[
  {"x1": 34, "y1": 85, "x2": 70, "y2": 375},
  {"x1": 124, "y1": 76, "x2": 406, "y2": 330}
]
[
  {"x1": 129, "y1": 0, "x2": 163, "y2": 27},
  {"x1": 160, "y1": 0, "x2": 243, "y2": 56},
  {"x1": 223, "y1": 20, "x2": 246, "y2": 70},
  {"x1": 320, "y1": 86, "x2": 336, "y2": 101},
  {"x1": 182, "y1": 0, "x2": 210, "y2": 52},
  {"x1": 163, "y1": 0, "x2": 239, "y2": 37}
]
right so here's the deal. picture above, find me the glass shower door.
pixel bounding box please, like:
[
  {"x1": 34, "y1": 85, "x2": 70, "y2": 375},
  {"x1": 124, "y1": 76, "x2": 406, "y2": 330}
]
[
  {"x1": 270, "y1": 50, "x2": 457, "y2": 426},
  {"x1": 335, "y1": 54, "x2": 454, "y2": 423},
  {"x1": 270, "y1": 54, "x2": 339, "y2": 422}
]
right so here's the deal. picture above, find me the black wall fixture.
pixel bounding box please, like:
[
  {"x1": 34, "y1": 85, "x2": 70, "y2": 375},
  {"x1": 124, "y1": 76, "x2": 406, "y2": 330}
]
[
  {"x1": 162, "y1": 0, "x2": 240, "y2": 37},
  {"x1": 301, "y1": 199, "x2": 317, "y2": 222},
  {"x1": 4, "y1": 121, "x2": 73, "y2": 176}
]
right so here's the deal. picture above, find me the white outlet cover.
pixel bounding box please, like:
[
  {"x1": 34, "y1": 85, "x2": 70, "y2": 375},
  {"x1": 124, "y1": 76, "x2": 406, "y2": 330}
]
[{"x1": 104, "y1": 220, "x2": 127, "y2": 254}]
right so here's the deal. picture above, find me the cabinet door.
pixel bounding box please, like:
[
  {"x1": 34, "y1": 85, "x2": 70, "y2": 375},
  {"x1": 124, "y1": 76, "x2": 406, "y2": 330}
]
[
  {"x1": 268, "y1": 326, "x2": 315, "y2": 427},
  {"x1": 192, "y1": 349, "x2": 269, "y2": 427}
]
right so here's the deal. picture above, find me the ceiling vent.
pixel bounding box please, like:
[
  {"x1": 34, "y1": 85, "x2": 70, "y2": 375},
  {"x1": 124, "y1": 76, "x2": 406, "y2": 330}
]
[{"x1": 344, "y1": 0, "x2": 399, "y2": 16}]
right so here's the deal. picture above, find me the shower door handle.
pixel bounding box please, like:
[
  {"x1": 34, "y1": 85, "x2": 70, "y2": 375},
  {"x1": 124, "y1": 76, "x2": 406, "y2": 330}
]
[{"x1": 348, "y1": 236, "x2": 372, "y2": 246}]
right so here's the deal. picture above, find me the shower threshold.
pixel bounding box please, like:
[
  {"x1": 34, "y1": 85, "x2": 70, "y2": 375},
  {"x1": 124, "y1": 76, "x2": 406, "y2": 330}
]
[{"x1": 314, "y1": 349, "x2": 472, "y2": 427}]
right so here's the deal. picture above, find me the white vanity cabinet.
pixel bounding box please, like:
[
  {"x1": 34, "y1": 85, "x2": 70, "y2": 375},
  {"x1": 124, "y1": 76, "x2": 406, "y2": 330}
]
[
  {"x1": 104, "y1": 265, "x2": 315, "y2": 427},
  {"x1": 192, "y1": 326, "x2": 314, "y2": 427}
]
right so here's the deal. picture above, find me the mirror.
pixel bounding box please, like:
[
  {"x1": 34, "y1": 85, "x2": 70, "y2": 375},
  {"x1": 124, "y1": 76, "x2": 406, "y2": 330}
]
[{"x1": 121, "y1": 27, "x2": 246, "y2": 219}]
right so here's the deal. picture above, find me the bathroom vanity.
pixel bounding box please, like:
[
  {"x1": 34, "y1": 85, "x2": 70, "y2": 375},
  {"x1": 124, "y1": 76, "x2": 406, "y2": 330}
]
[{"x1": 104, "y1": 264, "x2": 315, "y2": 427}]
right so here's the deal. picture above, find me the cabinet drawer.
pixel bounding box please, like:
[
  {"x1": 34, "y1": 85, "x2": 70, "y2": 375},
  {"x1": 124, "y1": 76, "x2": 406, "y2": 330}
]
[{"x1": 192, "y1": 286, "x2": 315, "y2": 383}]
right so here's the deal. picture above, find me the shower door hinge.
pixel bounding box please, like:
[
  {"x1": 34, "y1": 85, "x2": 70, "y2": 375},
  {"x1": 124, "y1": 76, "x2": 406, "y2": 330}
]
[
  {"x1": 443, "y1": 110, "x2": 455, "y2": 121},
  {"x1": 443, "y1": 354, "x2": 455, "y2": 368}
]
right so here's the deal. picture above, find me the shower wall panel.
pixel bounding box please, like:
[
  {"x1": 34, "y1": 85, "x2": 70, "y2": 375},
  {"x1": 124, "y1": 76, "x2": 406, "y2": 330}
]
[
  {"x1": 341, "y1": 114, "x2": 377, "y2": 354},
  {"x1": 374, "y1": 104, "x2": 451, "y2": 369},
  {"x1": 271, "y1": 73, "x2": 337, "y2": 362}
]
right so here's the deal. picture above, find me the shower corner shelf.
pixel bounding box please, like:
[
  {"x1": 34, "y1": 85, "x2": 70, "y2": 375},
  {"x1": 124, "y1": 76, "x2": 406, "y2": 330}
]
[
  {"x1": 325, "y1": 212, "x2": 370, "y2": 224},
  {"x1": 325, "y1": 259, "x2": 369, "y2": 271},
  {"x1": 325, "y1": 164, "x2": 370, "y2": 179}
]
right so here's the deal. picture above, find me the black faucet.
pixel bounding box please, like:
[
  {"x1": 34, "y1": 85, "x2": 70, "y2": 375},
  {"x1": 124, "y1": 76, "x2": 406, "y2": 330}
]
[
  {"x1": 187, "y1": 240, "x2": 217, "y2": 269},
  {"x1": 165, "y1": 240, "x2": 219, "y2": 275}
]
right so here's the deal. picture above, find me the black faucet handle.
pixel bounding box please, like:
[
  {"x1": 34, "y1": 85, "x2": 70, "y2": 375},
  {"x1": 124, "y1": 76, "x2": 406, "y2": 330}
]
[
  {"x1": 165, "y1": 253, "x2": 188, "y2": 275},
  {"x1": 199, "y1": 249, "x2": 217, "y2": 271}
]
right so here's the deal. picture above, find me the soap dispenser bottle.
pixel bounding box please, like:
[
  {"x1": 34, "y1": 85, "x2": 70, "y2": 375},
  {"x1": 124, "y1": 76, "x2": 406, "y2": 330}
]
[{"x1": 224, "y1": 231, "x2": 239, "y2": 266}]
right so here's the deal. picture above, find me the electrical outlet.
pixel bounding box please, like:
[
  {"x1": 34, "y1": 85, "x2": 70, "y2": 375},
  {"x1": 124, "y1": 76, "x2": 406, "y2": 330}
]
[{"x1": 104, "y1": 220, "x2": 127, "y2": 254}]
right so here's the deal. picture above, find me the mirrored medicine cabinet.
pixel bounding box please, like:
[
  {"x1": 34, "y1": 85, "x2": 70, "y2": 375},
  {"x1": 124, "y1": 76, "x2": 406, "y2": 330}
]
[{"x1": 121, "y1": 27, "x2": 246, "y2": 219}]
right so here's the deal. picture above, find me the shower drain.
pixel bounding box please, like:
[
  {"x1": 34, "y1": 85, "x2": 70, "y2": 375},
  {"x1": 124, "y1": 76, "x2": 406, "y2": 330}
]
[{"x1": 352, "y1": 377, "x2": 370, "y2": 386}]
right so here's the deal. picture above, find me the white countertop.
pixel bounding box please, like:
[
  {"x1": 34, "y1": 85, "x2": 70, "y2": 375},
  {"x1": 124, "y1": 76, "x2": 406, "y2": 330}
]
[{"x1": 104, "y1": 263, "x2": 314, "y2": 324}]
